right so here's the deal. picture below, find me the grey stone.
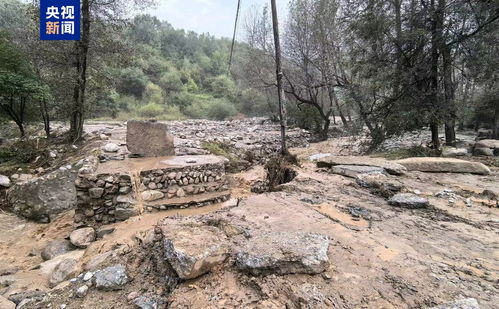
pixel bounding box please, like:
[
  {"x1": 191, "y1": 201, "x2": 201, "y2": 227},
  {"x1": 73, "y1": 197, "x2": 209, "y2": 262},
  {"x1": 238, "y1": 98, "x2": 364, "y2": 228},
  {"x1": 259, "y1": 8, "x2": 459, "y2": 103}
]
[
  {"x1": 395, "y1": 157, "x2": 490, "y2": 175},
  {"x1": 161, "y1": 224, "x2": 229, "y2": 279},
  {"x1": 83, "y1": 271, "x2": 93, "y2": 281},
  {"x1": 102, "y1": 143, "x2": 120, "y2": 153},
  {"x1": 134, "y1": 296, "x2": 158, "y2": 309},
  {"x1": 308, "y1": 153, "x2": 332, "y2": 161},
  {"x1": 70, "y1": 227, "x2": 96, "y2": 248},
  {"x1": 49, "y1": 258, "x2": 78, "y2": 287},
  {"x1": 430, "y1": 298, "x2": 479, "y2": 309},
  {"x1": 141, "y1": 190, "x2": 164, "y2": 202},
  {"x1": 356, "y1": 173, "x2": 405, "y2": 197},
  {"x1": 0, "y1": 174, "x2": 11, "y2": 187},
  {"x1": 114, "y1": 207, "x2": 138, "y2": 221},
  {"x1": 76, "y1": 285, "x2": 89, "y2": 298},
  {"x1": 473, "y1": 147, "x2": 494, "y2": 156},
  {"x1": 7, "y1": 168, "x2": 77, "y2": 222},
  {"x1": 442, "y1": 147, "x2": 468, "y2": 157},
  {"x1": 8, "y1": 291, "x2": 46, "y2": 305},
  {"x1": 41, "y1": 239, "x2": 74, "y2": 261},
  {"x1": 236, "y1": 232, "x2": 330, "y2": 275},
  {"x1": 331, "y1": 165, "x2": 384, "y2": 178},
  {"x1": 126, "y1": 120, "x2": 175, "y2": 157},
  {"x1": 89, "y1": 187, "x2": 104, "y2": 199},
  {"x1": 475, "y1": 139, "x2": 499, "y2": 149},
  {"x1": 388, "y1": 193, "x2": 429, "y2": 208},
  {"x1": 95, "y1": 265, "x2": 128, "y2": 290}
]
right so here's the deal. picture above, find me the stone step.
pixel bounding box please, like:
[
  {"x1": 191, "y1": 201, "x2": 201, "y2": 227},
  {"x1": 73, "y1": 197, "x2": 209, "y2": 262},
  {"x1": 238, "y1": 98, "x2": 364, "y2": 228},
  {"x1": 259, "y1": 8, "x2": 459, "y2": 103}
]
[{"x1": 144, "y1": 190, "x2": 231, "y2": 212}]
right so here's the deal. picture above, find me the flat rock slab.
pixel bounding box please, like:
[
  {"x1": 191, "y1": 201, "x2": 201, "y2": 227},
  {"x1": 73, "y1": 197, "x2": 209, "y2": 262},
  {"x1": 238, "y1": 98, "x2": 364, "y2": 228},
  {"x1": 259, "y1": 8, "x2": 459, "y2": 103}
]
[
  {"x1": 161, "y1": 224, "x2": 229, "y2": 279},
  {"x1": 236, "y1": 232, "x2": 330, "y2": 275},
  {"x1": 126, "y1": 120, "x2": 175, "y2": 157},
  {"x1": 331, "y1": 165, "x2": 384, "y2": 178},
  {"x1": 395, "y1": 157, "x2": 491, "y2": 175},
  {"x1": 388, "y1": 193, "x2": 429, "y2": 209},
  {"x1": 316, "y1": 156, "x2": 406, "y2": 175},
  {"x1": 430, "y1": 298, "x2": 479, "y2": 309}
]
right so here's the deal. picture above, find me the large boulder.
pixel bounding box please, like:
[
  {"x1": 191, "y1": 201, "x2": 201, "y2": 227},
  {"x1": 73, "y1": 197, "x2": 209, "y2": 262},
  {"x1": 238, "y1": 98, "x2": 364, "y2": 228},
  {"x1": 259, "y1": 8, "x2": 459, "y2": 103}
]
[
  {"x1": 126, "y1": 120, "x2": 175, "y2": 157},
  {"x1": 330, "y1": 165, "x2": 384, "y2": 178},
  {"x1": 236, "y1": 232, "x2": 330, "y2": 275},
  {"x1": 316, "y1": 156, "x2": 407, "y2": 175},
  {"x1": 395, "y1": 157, "x2": 491, "y2": 175},
  {"x1": 475, "y1": 139, "x2": 499, "y2": 149},
  {"x1": 442, "y1": 147, "x2": 468, "y2": 157},
  {"x1": 94, "y1": 265, "x2": 129, "y2": 291},
  {"x1": 41, "y1": 239, "x2": 74, "y2": 261},
  {"x1": 69, "y1": 227, "x2": 96, "y2": 248},
  {"x1": 6, "y1": 168, "x2": 77, "y2": 222},
  {"x1": 160, "y1": 224, "x2": 229, "y2": 279},
  {"x1": 388, "y1": 193, "x2": 429, "y2": 209}
]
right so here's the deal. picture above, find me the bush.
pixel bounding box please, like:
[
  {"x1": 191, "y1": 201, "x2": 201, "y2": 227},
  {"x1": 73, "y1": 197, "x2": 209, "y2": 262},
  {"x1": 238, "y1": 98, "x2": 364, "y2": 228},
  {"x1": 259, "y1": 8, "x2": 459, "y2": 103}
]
[
  {"x1": 137, "y1": 103, "x2": 164, "y2": 118},
  {"x1": 207, "y1": 98, "x2": 237, "y2": 120},
  {"x1": 158, "y1": 105, "x2": 186, "y2": 120}
]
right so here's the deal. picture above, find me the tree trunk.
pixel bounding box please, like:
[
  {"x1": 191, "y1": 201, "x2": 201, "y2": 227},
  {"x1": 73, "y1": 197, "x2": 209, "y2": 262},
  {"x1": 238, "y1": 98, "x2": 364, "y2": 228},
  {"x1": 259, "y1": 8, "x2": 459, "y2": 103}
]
[
  {"x1": 270, "y1": 0, "x2": 287, "y2": 155},
  {"x1": 430, "y1": 121, "x2": 440, "y2": 149},
  {"x1": 70, "y1": 0, "x2": 90, "y2": 143},
  {"x1": 39, "y1": 100, "x2": 50, "y2": 138},
  {"x1": 321, "y1": 117, "x2": 330, "y2": 141},
  {"x1": 494, "y1": 101, "x2": 499, "y2": 139},
  {"x1": 429, "y1": 0, "x2": 442, "y2": 149}
]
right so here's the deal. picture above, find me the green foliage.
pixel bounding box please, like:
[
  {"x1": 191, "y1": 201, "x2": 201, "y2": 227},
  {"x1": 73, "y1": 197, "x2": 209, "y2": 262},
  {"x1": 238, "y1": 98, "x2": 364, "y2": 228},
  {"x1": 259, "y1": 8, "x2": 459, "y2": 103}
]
[
  {"x1": 206, "y1": 98, "x2": 237, "y2": 120},
  {"x1": 143, "y1": 82, "x2": 164, "y2": 105},
  {"x1": 137, "y1": 103, "x2": 164, "y2": 118},
  {"x1": 116, "y1": 67, "x2": 148, "y2": 98}
]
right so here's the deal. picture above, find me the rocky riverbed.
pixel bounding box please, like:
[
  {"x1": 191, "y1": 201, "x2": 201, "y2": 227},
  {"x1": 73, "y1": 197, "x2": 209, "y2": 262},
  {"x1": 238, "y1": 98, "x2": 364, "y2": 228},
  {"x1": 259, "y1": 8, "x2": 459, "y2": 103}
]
[{"x1": 0, "y1": 118, "x2": 497, "y2": 309}]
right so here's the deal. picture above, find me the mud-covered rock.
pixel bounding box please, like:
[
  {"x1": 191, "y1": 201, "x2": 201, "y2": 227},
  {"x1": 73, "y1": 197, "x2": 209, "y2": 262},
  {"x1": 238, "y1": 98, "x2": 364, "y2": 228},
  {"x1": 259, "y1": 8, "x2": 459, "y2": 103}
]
[
  {"x1": 95, "y1": 265, "x2": 128, "y2": 290},
  {"x1": 395, "y1": 157, "x2": 491, "y2": 175},
  {"x1": 49, "y1": 258, "x2": 78, "y2": 287},
  {"x1": 356, "y1": 173, "x2": 405, "y2": 198},
  {"x1": 388, "y1": 193, "x2": 429, "y2": 208},
  {"x1": 127, "y1": 120, "x2": 175, "y2": 157},
  {"x1": 430, "y1": 298, "x2": 479, "y2": 309},
  {"x1": 160, "y1": 224, "x2": 229, "y2": 279},
  {"x1": 141, "y1": 190, "x2": 164, "y2": 202},
  {"x1": 442, "y1": 147, "x2": 468, "y2": 157},
  {"x1": 6, "y1": 168, "x2": 77, "y2": 222},
  {"x1": 236, "y1": 232, "x2": 330, "y2": 275},
  {"x1": 331, "y1": 165, "x2": 384, "y2": 178},
  {"x1": 70, "y1": 227, "x2": 96, "y2": 248},
  {"x1": 41, "y1": 239, "x2": 74, "y2": 261}
]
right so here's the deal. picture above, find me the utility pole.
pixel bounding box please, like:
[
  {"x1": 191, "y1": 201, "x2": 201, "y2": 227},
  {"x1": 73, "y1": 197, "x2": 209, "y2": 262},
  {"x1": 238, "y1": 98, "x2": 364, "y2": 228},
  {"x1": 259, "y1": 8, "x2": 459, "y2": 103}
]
[{"x1": 270, "y1": 0, "x2": 287, "y2": 155}]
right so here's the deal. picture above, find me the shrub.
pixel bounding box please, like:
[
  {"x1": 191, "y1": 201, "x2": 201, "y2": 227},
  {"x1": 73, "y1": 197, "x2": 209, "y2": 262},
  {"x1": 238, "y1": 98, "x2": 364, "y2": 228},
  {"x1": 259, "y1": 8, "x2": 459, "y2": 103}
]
[
  {"x1": 137, "y1": 103, "x2": 164, "y2": 118},
  {"x1": 206, "y1": 98, "x2": 237, "y2": 120}
]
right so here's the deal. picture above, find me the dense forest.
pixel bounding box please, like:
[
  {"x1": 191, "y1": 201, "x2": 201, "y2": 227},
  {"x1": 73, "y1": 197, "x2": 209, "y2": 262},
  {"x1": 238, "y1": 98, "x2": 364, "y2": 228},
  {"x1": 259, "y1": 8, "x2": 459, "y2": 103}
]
[{"x1": 0, "y1": 0, "x2": 498, "y2": 149}]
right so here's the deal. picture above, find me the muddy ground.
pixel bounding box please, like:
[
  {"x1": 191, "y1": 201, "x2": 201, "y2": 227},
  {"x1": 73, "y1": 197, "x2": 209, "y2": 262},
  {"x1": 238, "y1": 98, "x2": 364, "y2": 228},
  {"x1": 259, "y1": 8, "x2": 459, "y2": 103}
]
[{"x1": 0, "y1": 120, "x2": 498, "y2": 308}]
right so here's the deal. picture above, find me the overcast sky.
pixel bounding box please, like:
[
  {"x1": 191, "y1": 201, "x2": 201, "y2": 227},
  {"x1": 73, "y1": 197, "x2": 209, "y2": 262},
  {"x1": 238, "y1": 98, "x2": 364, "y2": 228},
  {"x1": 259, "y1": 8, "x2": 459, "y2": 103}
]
[{"x1": 145, "y1": 0, "x2": 289, "y2": 39}]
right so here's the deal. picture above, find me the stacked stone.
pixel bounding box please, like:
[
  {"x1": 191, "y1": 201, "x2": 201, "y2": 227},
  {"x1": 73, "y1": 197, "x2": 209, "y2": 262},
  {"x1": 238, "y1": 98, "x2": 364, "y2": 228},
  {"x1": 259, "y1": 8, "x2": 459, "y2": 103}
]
[
  {"x1": 138, "y1": 162, "x2": 230, "y2": 212},
  {"x1": 74, "y1": 172, "x2": 137, "y2": 226}
]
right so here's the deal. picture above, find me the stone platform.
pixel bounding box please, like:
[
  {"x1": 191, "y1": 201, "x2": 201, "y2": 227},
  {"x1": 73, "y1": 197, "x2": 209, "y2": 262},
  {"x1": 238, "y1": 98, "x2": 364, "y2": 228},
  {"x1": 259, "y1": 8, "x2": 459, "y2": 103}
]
[{"x1": 74, "y1": 155, "x2": 230, "y2": 226}]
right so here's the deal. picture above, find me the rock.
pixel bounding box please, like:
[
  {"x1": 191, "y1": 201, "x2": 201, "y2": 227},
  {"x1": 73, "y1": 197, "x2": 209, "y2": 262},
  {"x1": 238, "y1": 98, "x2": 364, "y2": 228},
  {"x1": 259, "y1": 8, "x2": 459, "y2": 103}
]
[
  {"x1": 330, "y1": 165, "x2": 384, "y2": 178},
  {"x1": 126, "y1": 120, "x2": 175, "y2": 157},
  {"x1": 114, "y1": 207, "x2": 138, "y2": 221},
  {"x1": 356, "y1": 173, "x2": 405, "y2": 197},
  {"x1": 473, "y1": 147, "x2": 494, "y2": 156},
  {"x1": 102, "y1": 143, "x2": 120, "y2": 153},
  {"x1": 442, "y1": 147, "x2": 468, "y2": 157},
  {"x1": 316, "y1": 156, "x2": 406, "y2": 175},
  {"x1": 41, "y1": 239, "x2": 74, "y2": 261},
  {"x1": 6, "y1": 168, "x2": 77, "y2": 222},
  {"x1": 236, "y1": 232, "x2": 330, "y2": 275},
  {"x1": 176, "y1": 187, "x2": 186, "y2": 197},
  {"x1": 160, "y1": 224, "x2": 229, "y2": 279},
  {"x1": 308, "y1": 153, "x2": 332, "y2": 161},
  {"x1": 0, "y1": 296, "x2": 15, "y2": 309},
  {"x1": 76, "y1": 285, "x2": 89, "y2": 298},
  {"x1": 70, "y1": 227, "x2": 96, "y2": 248},
  {"x1": 49, "y1": 258, "x2": 78, "y2": 287},
  {"x1": 134, "y1": 296, "x2": 158, "y2": 309},
  {"x1": 88, "y1": 187, "x2": 104, "y2": 198},
  {"x1": 7, "y1": 291, "x2": 46, "y2": 305},
  {"x1": 83, "y1": 271, "x2": 93, "y2": 281},
  {"x1": 430, "y1": 298, "x2": 479, "y2": 309},
  {"x1": 95, "y1": 265, "x2": 128, "y2": 290},
  {"x1": 40, "y1": 250, "x2": 85, "y2": 278},
  {"x1": 388, "y1": 193, "x2": 429, "y2": 208},
  {"x1": 475, "y1": 139, "x2": 499, "y2": 149},
  {"x1": 0, "y1": 174, "x2": 11, "y2": 187},
  {"x1": 84, "y1": 251, "x2": 113, "y2": 271},
  {"x1": 141, "y1": 190, "x2": 164, "y2": 202},
  {"x1": 395, "y1": 157, "x2": 491, "y2": 175}
]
